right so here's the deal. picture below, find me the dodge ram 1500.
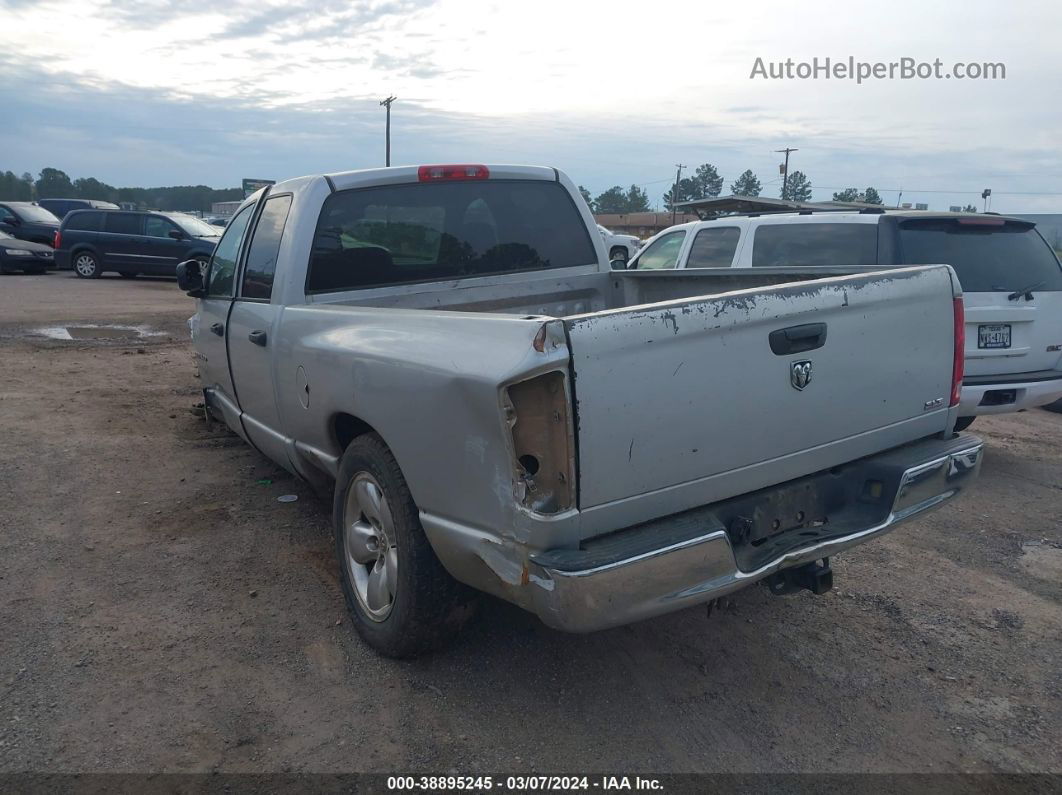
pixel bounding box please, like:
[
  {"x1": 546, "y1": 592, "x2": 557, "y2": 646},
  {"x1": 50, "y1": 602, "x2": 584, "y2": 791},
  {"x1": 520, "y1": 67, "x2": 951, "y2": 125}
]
[{"x1": 176, "y1": 163, "x2": 983, "y2": 657}]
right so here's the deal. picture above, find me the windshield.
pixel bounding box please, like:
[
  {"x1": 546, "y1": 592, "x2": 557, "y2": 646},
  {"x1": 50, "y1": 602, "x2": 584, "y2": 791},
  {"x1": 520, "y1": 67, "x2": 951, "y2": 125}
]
[
  {"x1": 899, "y1": 218, "x2": 1062, "y2": 292},
  {"x1": 16, "y1": 205, "x2": 59, "y2": 223},
  {"x1": 169, "y1": 214, "x2": 221, "y2": 237}
]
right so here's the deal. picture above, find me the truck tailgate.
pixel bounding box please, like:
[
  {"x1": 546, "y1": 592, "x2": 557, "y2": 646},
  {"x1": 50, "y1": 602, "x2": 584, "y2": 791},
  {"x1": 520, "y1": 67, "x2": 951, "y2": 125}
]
[{"x1": 565, "y1": 266, "x2": 958, "y2": 508}]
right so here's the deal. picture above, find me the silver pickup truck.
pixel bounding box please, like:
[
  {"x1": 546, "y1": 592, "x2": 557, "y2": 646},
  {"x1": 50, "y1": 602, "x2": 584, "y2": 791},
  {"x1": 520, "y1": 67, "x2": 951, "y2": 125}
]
[{"x1": 176, "y1": 164, "x2": 983, "y2": 657}]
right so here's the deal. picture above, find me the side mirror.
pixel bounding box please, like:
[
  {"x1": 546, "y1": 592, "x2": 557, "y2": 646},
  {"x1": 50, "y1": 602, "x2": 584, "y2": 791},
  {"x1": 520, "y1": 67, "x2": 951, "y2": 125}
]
[
  {"x1": 168, "y1": 229, "x2": 186, "y2": 240},
  {"x1": 610, "y1": 258, "x2": 628, "y2": 270},
  {"x1": 176, "y1": 259, "x2": 206, "y2": 297}
]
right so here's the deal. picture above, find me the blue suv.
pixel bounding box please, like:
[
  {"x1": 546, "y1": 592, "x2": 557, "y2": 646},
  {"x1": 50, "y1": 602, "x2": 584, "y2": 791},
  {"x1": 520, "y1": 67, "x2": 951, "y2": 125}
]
[{"x1": 56, "y1": 209, "x2": 221, "y2": 278}]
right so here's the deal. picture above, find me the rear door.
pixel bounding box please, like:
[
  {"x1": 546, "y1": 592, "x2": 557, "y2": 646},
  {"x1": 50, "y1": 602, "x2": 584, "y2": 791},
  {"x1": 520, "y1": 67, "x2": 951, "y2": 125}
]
[
  {"x1": 226, "y1": 193, "x2": 294, "y2": 465},
  {"x1": 565, "y1": 266, "x2": 958, "y2": 508},
  {"x1": 896, "y1": 217, "x2": 1062, "y2": 379},
  {"x1": 196, "y1": 203, "x2": 256, "y2": 436},
  {"x1": 99, "y1": 212, "x2": 144, "y2": 269}
]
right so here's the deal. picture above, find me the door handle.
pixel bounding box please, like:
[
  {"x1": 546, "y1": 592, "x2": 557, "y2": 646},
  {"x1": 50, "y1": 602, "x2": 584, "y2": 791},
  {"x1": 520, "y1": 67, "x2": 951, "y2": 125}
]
[
  {"x1": 210, "y1": 322, "x2": 224, "y2": 336},
  {"x1": 248, "y1": 330, "x2": 268, "y2": 347},
  {"x1": 769, "y1": 323, "x2": 827, "y2": 355}
]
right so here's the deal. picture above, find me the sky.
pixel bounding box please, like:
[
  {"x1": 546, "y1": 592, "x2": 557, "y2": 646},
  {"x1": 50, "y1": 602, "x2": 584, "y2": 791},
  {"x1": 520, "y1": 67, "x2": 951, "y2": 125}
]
[{"x1": 2, "y1": 0, "x2": 1061, "y2": 212}]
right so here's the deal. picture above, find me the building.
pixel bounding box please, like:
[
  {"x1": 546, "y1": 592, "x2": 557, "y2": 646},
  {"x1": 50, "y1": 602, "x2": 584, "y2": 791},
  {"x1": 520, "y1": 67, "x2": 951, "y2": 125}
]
[
  {"x1": 211, "y1": 200, "x2": 242, "y2": 217},
  {"x1": 594, "y1": 212, "x2": 699, "y2": 238}
]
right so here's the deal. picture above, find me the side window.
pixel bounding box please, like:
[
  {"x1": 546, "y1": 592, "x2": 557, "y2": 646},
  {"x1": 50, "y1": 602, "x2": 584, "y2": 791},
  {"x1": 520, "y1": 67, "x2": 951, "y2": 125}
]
[
  {"x1": 241, "y1": 195, "x2": 292, "y2": 300},
  {"x1": 634, "y1": 231, "x2": 686, "y2": 270},
  {"x1": 206, "y1": 204, "x2": 255, "y2": 298},
  {"x1": 0, "y1": 206, "x2": 15, "y2": 223},
  {"x1": 104, "y1": 213, "x2": 142, "y2": 235},
  {"x1": 687, "y1": 227, "x2": 740, "y2": 268},
  {"x1": 144, "y1": 216, "x2": 178, "y2": 238},
  {"x1": 65, "y1": 212, "x2": 100, "y2": 232},
  {"x1": 751, "y1": 223, "x2": 878, "y2": 267}
]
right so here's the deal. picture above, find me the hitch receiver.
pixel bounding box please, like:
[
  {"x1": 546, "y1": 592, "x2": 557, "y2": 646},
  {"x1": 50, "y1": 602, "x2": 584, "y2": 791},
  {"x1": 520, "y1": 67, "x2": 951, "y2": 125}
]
[{"x1": 765, "y1": 558, "x2": 833, "y2": 596}]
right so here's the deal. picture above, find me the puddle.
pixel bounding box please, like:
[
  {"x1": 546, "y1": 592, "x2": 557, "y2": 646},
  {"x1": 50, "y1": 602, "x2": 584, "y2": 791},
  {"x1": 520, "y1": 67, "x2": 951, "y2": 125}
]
[
  {"x1": 1019, "y1": 542, "x2": 1062, "y2": 582},
  {"x1": 32, "y1": 324, "x2": 166, "y2": 341}
]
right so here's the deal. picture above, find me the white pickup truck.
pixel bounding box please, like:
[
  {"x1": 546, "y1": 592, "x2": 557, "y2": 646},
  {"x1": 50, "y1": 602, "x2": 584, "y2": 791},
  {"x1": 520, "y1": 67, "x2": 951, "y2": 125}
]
[
  {"x1": 177, "y1": 164, "x2": 982, "y2": 657},
  {"x1": 626, "y1": 210, "x2": 1062, "y2": 430}
]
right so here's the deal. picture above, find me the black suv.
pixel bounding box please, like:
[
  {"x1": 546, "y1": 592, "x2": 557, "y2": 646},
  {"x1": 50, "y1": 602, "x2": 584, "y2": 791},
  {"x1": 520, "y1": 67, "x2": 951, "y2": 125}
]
[
  {"x1": 37, "y1": 198, "x2": 119, "y2": 219},
  {"x1": 56, "y1": 210, "x2": 221, "y2": 278},
  {"x1": 0, "y1": 202, "x2": 60, "y2": 247}
]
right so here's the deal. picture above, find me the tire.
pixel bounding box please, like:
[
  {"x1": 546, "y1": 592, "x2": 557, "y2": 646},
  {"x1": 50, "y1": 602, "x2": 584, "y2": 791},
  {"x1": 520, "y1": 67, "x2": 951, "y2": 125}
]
[
  {"x1": 333, "y1": 433, "x2": 476, "y2": 657},
  {"x1": 72, "y1": 251, "x2": 101, "y2": 279},
  {"x1": 119, "y1": 271, "x2": 138, "y2": 279},
  {"x1": 953, "y1": 416, "x2": 976, "y2": 432},
  {"x1": 609, "y1": 246, "x2": 628, "y2": 263}
]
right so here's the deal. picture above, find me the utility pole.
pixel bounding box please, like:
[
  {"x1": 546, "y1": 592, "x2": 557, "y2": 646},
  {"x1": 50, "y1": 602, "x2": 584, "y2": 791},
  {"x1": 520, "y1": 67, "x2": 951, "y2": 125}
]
[
  {"x1": 671, "y1": 163, "x2": 686, "y2": 224},
  {"x1": 380, "y1": 95, "x2": 397, "y2": 167},
  {"x1": 775, "y1": 147, "x2": 798, "y2": 200}
]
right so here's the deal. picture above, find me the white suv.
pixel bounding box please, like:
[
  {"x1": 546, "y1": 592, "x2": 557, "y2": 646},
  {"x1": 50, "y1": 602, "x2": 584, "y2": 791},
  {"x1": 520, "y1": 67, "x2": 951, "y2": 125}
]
[
  {"x1": 627, "y1": 210, "x2": 1062, "y2": 430},
  {"x1": 597, "y1": 224, "x2": 641, "y2": 264}
]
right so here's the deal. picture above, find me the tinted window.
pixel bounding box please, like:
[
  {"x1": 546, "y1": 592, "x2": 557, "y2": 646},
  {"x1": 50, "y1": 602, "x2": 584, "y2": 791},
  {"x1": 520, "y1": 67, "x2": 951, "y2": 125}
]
[
  {"x1": 64, "y1": 212, "x2": 101, "y2": 232},
  {"x1": 242, "y1": 195, "x2": 292, "y2": 300},
  {"x1": 752, "y1": 223, "x2": 878, "y2": 267},
  {"x1": 206, "y1": 204, "x2": 254, "y2": 297},
  {"x1": 306, "y1": 180, "x2": 597, "y2": 292},
  {"x1": 0, "y1": 206, "x2": 17, "y2": 223},
  {"x1": 104, "y1": 213, "x2": 142, "y2": 235},
  {"x1": 687, "y1": 227, "x2": 740, "y2": 268},
  {"x1": 635, "y1": 231, "x2": 686, "y2": 270},
  {"x1": 899, "y1": 219, "x2": 1062, "y2": 292},
  {"x1": 144, "y1": 216, "x2": 178, "y2": 238}
]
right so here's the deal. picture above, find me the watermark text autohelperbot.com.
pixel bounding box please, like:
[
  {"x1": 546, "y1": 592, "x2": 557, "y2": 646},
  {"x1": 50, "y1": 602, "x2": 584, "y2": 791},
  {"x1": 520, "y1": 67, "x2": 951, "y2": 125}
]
[{"x1": 750, "y1": 57, "x2": 1005, "y2": 83}]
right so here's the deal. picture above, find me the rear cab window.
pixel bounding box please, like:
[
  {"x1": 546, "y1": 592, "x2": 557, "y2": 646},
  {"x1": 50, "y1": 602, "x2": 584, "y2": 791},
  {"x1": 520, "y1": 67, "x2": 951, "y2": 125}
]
[
  {"x1": 897, "y1": 217, "x2": 1062, "y2": 292},
  {"x1": 306, "y1": 180, "x2": 596, "y2": 293},
  {"x1": 752, "y1": 222, "x2": 878, "y2": 267}
]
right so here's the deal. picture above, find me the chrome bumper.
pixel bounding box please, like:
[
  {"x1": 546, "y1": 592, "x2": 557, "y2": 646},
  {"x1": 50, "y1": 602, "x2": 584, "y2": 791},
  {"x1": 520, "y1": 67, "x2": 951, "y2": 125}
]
[{"x1": 526, "y1": 436, "x2": 983, "y2": 633}]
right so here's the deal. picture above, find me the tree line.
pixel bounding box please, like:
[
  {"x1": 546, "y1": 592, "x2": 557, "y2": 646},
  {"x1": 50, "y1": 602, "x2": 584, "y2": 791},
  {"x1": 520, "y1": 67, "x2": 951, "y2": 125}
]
[
  {"x1": 579, "y1": 163, "x2": 896, "y2": 214},
  {"x1": 0, "y1": 167, "x2": 243, "y2": 212}
]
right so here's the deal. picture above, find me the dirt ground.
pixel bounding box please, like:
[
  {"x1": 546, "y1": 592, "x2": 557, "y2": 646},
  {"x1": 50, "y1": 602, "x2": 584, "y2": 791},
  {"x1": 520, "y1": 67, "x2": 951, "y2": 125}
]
[{"x1": 1, "y1": 271, "x2": 1060, "y2": 776}]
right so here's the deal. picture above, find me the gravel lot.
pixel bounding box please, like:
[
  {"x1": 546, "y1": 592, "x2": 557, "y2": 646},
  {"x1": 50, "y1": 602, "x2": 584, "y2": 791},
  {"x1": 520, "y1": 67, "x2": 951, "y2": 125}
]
[{"x1": 1, "y1": 271, "x2": 1060, "y2": 776}]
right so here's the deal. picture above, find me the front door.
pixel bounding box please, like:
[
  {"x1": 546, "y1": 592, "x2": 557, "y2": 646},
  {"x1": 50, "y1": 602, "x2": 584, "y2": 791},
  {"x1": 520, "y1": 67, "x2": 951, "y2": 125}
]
[
  {"x1": 226, "y1": 194, "x2": 294, "y2": 468},
  {"x1": 195, "y1": 203, "x2": 256, "y2": 437},
  {"x1": 141, "y1": 215, "x2": 187, "y2": 276}
]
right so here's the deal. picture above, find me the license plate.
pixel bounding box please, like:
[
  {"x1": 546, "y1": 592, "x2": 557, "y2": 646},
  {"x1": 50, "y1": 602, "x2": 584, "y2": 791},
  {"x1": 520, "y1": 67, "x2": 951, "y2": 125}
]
[{"x1": 978, "y1": 324, "x2": 1011, "y2": 349}]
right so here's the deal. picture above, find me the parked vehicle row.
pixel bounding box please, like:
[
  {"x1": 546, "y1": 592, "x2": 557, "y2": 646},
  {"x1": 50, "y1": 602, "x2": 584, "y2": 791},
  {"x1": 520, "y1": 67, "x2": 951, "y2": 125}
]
[
  {"x1": 55, "y1": 209, "x2": 221, "y2": 278},
  {"x1": 624, "y1": 210, "x2": 1062, "y2": 430},
  {"x1": 176, "y1": 163, "x2": 981, "y2": 657}
]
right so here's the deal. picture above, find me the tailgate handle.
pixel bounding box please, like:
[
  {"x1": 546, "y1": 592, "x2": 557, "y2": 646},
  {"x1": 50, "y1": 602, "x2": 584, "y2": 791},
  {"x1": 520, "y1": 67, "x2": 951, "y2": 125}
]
[{"x1": 769, "y1": 323, "x2": 827, "y2": 355}]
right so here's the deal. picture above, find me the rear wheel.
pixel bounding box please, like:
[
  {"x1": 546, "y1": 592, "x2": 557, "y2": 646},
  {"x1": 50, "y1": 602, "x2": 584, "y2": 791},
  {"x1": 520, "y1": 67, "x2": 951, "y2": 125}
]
[
  {"x1": 73, "y1": 251, "x2": 101, "y2": 279},
  {"x1": 333, "y1": 433, "x2": 476, "y2": 658},
  {"x1": 953, "y1": 416, "x2": 976, "y2": 432}
]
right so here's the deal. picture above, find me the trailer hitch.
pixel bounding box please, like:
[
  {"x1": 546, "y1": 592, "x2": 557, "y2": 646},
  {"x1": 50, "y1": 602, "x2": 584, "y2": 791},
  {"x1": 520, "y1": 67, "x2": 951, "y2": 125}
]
[{"x1": 765, "y1": 558, "x2": 833, "y2": 596}]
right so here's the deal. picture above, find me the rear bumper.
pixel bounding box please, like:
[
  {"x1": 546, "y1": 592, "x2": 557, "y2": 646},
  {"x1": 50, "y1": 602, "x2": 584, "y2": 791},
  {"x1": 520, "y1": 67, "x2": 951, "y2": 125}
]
[
  {"x1": 523, "y1": 434, "x2": 982, "y2": 632},
  {"x1": 959, "y1": 374, "x2": 1062, "y2": 415}
]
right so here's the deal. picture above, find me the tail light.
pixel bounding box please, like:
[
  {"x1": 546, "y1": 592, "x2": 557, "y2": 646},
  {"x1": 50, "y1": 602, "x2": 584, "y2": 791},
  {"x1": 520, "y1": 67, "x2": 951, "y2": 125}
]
[
  {"x1": 951, "y1": 297, "x2": 965, "y2": 407},
  {"x1": 53, "y1": 229, "x2": 61, "y2": 249},
  {"x1": 504, "y1": 371, "x2": 574, "y2": 514},
  {"x1": 418, "y1": 164, "x2": 489, "y2": 182}
]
